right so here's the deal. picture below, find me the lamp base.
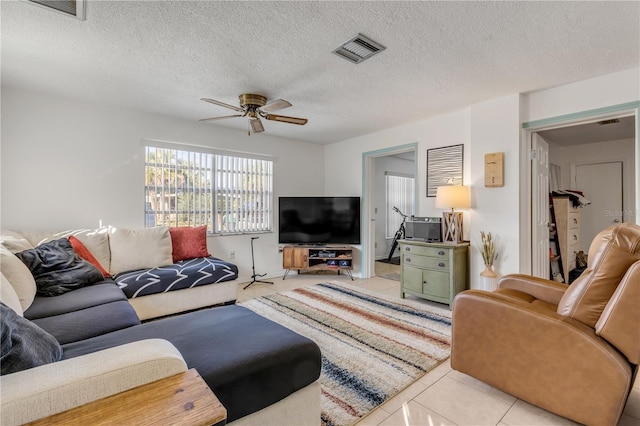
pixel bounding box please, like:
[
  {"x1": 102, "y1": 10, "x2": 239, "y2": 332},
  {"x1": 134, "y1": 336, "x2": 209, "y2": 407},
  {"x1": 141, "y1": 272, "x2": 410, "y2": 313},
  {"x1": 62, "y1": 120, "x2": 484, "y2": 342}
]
[{"x1": 442, "y1": 211, "x2": 464, "y2": 243}]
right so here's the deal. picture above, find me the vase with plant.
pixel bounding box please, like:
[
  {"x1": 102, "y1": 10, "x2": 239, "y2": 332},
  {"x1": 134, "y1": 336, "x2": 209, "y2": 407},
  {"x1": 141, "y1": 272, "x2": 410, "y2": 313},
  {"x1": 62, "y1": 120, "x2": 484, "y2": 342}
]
[{"x1": 479, "y1": 231, "x2": 498, "y2": 278}]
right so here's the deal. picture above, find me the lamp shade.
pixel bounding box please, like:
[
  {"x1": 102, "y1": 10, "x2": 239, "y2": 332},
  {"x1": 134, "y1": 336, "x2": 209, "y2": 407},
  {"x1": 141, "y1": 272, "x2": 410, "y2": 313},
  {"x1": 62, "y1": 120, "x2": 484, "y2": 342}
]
[{"x1": 435, "y1": 185, "x2": 470, "y2": 209}]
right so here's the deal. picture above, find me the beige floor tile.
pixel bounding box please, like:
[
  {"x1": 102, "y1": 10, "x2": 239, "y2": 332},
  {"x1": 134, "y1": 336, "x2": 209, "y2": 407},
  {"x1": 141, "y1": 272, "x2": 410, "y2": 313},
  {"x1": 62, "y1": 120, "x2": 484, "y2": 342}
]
[
  {"x1": 414, "y1": 376, "x2": 515, "y2": 426},
  {"x1": 355, "y1": 405, "x2": 393, "y2": 426},
  {"x1": 625, "y1": 386, "x2": 640, "y2": 419},
  {"x1": 446, "y1": 369, "x2": 517, "y2": 405},
  {"x1": 418, "y1": 359, "x2": 452, "y2": 387},
  {"x1": 379, "y1": 380, "x2": 428, "y2": 415},
  {"x1": 378, "y1": 401, "x2": 457, "y2": 426},
  {"x1": 618, "y1": 413, "x2": 640, "y2": 426},
  {"x1": 501, "y1": 399, "x2": 580, "y2": 426}
]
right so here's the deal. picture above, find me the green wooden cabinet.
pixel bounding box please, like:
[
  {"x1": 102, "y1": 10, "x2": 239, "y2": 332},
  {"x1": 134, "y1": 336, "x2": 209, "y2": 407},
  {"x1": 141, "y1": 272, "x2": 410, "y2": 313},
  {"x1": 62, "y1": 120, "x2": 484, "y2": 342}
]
[{"x1": 399, "y1": 240, "x2": 469, "y2": 307}]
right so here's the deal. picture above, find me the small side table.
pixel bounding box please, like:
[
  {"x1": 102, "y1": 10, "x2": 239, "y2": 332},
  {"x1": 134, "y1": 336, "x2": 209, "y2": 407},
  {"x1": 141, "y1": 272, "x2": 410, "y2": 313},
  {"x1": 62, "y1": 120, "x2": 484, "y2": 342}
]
[{"x1": 26, "y1": 369, "x2": 226, "y2": 426}]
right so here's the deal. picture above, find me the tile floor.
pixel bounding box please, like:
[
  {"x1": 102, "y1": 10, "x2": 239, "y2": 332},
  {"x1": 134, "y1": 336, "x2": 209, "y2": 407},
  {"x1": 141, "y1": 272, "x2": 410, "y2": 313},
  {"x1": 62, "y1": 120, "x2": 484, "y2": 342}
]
[{"x1": 237, "y1": 269, "x2": 640, "y2": 426}]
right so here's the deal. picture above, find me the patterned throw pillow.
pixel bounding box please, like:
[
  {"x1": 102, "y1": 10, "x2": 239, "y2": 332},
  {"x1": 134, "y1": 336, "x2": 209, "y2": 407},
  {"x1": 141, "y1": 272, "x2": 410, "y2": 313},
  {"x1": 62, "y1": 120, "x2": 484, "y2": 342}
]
[{"x1": 169, "y1": 226, "x2": 210, "y2": 262}]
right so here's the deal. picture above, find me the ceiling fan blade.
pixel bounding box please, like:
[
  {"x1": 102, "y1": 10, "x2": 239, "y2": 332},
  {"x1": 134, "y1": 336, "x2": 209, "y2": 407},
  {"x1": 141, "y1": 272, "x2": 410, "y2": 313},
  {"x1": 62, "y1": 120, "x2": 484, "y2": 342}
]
[
  {"x1": 261, "y1": 99, "x2": 292, "y2": 113},
  {"x1": 250, "y1": 118, "x2": 265, "y2": 133},
  {"x1": 265, "y1": 114, "x2": 308, "y2": 126},
  {"x1": 199, "y1": 114, "x2": 243, "y2": 122},
  {"x1": 200, "y1": 98, "x2": 244, "y2": 113}
]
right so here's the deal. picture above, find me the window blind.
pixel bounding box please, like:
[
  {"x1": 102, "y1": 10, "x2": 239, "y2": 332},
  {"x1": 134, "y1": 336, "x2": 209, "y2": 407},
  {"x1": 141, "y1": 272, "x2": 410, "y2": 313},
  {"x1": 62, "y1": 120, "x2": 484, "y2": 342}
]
[{"x1": 386, "y1": 173, "x2": 415, "y2": 239}]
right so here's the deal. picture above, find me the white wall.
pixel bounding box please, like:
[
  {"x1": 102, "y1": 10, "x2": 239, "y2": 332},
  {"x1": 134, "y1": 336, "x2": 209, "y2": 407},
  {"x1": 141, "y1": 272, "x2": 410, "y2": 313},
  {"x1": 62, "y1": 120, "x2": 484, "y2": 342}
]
[
  {"x1": 523, "y1": 66, "x2": 640, "y2": 231},
  {"x1": 4, "y1": 67, "x2": 638, "y2": 286},
  {"x1": 468, "y1": 95, "x2": 522, "y2": 281},
  {"x1": 1, "y1": 87, "x2": 325, "y2": 281},
  {"x1": 325, "y1": 109, "x2": 472, "y2": 280},
  {"x1": 373, "y1": 155, "x2": 415, "y2": 259},
  {"x1": 523, "y1": 67, "x2": 640, "y2": 121},
  {"x1": 328, "y1": 66, "x2": 639, "y2": 287},
  {"x1": 549, "y1": 137, "x2": 636, "y2": 239}
]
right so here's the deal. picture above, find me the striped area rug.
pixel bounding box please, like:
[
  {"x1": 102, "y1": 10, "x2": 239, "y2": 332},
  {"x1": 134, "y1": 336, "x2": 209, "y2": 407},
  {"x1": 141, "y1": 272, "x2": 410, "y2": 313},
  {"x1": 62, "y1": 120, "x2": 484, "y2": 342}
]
[{"x1": 240, "y1": 281, "x2": 452, "y2": 426}]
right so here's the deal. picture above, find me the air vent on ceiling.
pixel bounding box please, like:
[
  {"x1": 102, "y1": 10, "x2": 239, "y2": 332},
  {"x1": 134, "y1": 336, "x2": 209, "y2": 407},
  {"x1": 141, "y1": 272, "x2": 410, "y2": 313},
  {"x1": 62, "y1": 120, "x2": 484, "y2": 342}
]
[
  {"x1": 332, "y1": 34, "x2": 385, "y2": 64},
  {"x1": 597, "y1": 119, "x2": 620, "y2": 125},
  {"x1": 28, "y1": 0, "x2": 86, "y2": 20}
]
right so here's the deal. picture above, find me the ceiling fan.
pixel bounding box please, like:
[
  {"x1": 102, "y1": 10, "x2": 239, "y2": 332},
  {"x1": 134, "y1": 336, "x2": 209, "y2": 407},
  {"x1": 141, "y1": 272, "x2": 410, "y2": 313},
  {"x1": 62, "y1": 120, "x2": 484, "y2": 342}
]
[{"x1": 199, "y1": 94, "x2": 308, "y2": 135}]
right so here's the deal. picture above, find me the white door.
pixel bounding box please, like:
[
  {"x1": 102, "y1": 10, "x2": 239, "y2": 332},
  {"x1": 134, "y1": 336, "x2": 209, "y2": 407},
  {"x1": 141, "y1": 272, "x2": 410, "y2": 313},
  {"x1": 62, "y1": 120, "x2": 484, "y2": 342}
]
[
  {"x1": 575, "y1": 162, "x2": 623, "y2": 247},
  {"x1": 531, "y1": 134, "x2": 550, "y2": 279}
]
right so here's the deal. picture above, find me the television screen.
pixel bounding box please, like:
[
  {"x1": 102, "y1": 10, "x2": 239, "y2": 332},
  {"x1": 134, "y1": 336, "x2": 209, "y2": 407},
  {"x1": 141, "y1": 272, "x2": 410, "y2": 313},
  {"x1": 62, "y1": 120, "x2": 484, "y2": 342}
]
[{"x1": 279, "y1": 197, "x2": 361, "y2": 245}]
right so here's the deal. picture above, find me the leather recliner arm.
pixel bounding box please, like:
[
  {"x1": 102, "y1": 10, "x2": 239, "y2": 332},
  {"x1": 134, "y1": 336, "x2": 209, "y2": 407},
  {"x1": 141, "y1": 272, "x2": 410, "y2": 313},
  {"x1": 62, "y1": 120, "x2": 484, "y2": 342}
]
[
  {"x1": 596, "y1": 260, "x2": 640, "y2": 365},
  {"x1": 451, "y1": 290, "x2": 632, "y2": 426},
  {"x1": 497, "y1": 273, "x2": 568, "y2": 305}
]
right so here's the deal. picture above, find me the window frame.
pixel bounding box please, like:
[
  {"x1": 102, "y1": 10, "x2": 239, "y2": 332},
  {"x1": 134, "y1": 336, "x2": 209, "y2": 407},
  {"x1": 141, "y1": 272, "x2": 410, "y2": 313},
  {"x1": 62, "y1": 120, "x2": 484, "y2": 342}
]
[
  {"x1": 385, "y1": 172, "x2": 415, "y2": 239},
  {"x1": 143, "y1": 141, "x2": 274, "y2": 235}
]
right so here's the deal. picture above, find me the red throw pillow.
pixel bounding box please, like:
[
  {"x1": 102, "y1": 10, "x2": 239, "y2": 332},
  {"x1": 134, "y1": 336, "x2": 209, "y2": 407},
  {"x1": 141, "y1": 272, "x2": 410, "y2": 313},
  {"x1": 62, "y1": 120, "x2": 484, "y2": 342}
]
[
  {"x1": 169, "y1": 226, "x2": 210, "y2": 262},
  {"x1": 68, "y1": 235, "x2": 111, "y2": 278}
]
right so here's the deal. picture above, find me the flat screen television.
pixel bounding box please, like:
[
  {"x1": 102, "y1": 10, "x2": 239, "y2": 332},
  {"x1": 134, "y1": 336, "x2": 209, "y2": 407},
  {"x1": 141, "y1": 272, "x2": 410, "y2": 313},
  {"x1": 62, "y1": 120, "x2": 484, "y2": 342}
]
[{"x1": 279, "y1": 196, "x2": 361, "y2": 245}]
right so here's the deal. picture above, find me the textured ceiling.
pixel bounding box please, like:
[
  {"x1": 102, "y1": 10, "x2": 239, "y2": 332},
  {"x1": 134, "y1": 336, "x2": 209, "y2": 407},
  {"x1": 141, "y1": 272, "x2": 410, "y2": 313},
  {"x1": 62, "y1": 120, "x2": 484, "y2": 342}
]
[
  {"x1": 2, "y1": 1, "x2": 639, "y2": 144},
  {"x1": 538, "y1": 115, "x2": 636, "y2": 146}
]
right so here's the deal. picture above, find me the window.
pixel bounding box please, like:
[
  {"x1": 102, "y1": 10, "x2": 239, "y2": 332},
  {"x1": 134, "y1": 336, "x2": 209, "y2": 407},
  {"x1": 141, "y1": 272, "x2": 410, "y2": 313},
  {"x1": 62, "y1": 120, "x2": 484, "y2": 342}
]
[
  {"x1": 386, "y1": 173, "x2": 414, "y2": 239},
  {"x1": 144, "y1": 145, "x2": 272, "y2": 234}
]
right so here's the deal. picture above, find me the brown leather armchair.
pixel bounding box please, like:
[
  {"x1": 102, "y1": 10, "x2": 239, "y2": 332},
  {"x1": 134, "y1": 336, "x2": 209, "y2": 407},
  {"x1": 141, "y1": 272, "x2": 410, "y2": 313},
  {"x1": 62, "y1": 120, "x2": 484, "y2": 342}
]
[{"x1": 451, "y1": 223, "x2": 640, "y2": 426}]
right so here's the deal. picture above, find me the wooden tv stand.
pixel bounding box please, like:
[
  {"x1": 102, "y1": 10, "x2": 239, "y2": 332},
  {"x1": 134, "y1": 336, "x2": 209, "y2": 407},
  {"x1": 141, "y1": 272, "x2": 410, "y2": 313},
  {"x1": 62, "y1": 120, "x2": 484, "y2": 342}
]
[{"x1": 282, "y1": 245, "x2": 354, "y2": 280}]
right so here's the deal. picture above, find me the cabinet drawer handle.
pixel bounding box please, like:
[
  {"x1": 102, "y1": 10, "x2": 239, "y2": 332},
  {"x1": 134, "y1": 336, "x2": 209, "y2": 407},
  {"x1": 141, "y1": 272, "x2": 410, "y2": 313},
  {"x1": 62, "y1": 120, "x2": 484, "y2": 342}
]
[
  {"x1": 573, "y1": 218, "x2": 578, "y2": 224},
  {"x1": 573, "y1": 235, "x2": 578, "y2": 241},
  {"x1": 406, "y1": 258, "x2": 411, "y2": 263},
  {"x1": 438, "y1": 262, "x2": 445, "y2": 267},
  {"x1": 438, "y1": 251, "x2": 445, "y2": 256},
  {"x1": 405, "y1": 247, "x2": 411, "y2": 252}
]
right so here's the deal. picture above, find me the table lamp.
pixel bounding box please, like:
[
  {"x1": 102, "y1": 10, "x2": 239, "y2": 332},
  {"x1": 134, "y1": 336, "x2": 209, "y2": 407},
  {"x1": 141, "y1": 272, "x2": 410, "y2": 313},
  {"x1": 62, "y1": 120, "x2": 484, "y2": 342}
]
[{"x1": 435, "y1": 185, "x2": 470, "y2": 243}]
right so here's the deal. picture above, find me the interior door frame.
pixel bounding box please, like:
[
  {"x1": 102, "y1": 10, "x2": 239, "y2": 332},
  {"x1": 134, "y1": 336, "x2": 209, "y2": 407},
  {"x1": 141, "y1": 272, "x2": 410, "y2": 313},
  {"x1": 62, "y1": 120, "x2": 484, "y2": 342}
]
[
  {"x1": 361, "y1": 143, "x2": 418, "y2": 279},
  {"x1": 519, "y1": 102, "x2": 639, "y2": 275}
]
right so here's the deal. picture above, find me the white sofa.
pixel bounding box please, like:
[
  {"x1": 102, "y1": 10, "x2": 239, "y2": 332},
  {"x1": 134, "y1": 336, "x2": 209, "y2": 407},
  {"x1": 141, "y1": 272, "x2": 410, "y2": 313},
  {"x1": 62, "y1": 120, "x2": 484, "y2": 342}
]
[{"x1": 0, "y1": 228, "x2": 321, "y2": 425}]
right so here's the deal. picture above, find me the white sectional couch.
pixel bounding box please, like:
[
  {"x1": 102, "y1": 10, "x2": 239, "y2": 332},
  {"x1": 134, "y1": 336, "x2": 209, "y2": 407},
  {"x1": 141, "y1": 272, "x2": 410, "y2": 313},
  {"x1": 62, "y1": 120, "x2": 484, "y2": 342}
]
[
  {"x1": 0, "y1": 226, "x2": 322, "y2": 425},
  {"x1": 1, "y1": 226, "x2": 239, "y2": 320}
]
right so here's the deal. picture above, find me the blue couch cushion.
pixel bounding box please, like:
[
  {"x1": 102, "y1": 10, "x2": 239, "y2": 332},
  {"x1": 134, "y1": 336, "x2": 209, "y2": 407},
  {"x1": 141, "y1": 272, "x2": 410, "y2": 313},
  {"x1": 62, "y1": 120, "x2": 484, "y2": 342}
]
[
  {"x1": 31, "y1": 300, "x2": 141, "y2": 345},
  {"x1": 24, "y1": 279, "x2": 126, "y2": 320},
  {"x1": 61, "y1": 305, "x2": 321, "y2": 422},
  {"x1": 1, "y1": 302, "x2": 62, "y2": 375}
]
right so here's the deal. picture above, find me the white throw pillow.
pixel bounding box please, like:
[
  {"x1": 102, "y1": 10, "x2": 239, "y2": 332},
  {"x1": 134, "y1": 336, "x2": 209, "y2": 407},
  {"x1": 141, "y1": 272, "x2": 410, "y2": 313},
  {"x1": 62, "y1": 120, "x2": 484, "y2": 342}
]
[
  {"x1": 66, "y1": 228, "x2": 111, "y2": 274},
  {"x1": 0, "y1": 245, "x2": 36, "y2": 311},
  {"x1": 0, "y1": 230, "x2": 34, "y2": 254},
  {"x1": 108, "y1": 226, "x2": 173, "y2": 275},
  {"x1": 1, "y1": 273, "x2": 24, "y2": 316},
  {"x1": 22, "y1": 228, "x2": 111, "y2": 274}
]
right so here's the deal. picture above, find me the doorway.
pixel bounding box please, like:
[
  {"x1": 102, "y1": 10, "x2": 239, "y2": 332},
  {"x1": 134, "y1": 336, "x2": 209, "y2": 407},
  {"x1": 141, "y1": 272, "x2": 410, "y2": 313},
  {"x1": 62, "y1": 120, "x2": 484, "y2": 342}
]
[
  {"x1": 575, "y1": 161, "x2": 624, "y2": 245},
  {"x1": 525, "y1": 110, "x2": 637, "y2": 278},
  {"x1": 362, "y1": 143, "x2": 418, "y2": 279}
]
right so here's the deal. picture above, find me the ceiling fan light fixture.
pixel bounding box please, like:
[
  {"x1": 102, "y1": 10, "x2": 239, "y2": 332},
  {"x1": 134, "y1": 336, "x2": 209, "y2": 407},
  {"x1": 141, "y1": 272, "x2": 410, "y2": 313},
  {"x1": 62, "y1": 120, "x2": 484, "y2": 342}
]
[
  {"x1": 333, "y1": 33, "x2": 385, "y2": 64},
  {"x1": 199, "y1": 93, "x2": 308, "y2": 133},
  {"x1": 265, "y1": 114, "x2": 308, "y2": 125}
]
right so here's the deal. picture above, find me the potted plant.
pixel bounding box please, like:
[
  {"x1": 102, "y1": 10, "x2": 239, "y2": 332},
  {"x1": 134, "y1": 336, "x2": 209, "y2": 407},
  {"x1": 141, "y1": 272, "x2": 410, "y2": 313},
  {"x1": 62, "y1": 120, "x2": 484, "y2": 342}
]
[{"x1": 479, "y1": 231, "x2": 498, "y2": 278}]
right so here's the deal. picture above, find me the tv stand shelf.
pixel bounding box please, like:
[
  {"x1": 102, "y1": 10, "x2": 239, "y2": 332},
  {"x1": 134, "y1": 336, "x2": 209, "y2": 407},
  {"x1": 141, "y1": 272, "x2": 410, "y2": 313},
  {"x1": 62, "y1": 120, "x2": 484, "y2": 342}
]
[{"x1": 282, "y1": 245, "x2": 354, "y2": 280}]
